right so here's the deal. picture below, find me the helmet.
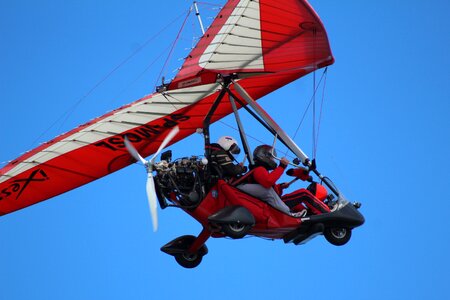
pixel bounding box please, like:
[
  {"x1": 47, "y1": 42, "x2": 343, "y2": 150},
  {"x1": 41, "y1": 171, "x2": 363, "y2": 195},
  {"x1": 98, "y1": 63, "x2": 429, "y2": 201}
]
[
  {"x1": 217, "y1": 136, "x2": 241, "y2": 154},
  {"x1": 253, "y1": 145, "x2": 277, "y2": 170},
  {"x1": 307, "y1": 182, "x2": 328, "y2": 201}
]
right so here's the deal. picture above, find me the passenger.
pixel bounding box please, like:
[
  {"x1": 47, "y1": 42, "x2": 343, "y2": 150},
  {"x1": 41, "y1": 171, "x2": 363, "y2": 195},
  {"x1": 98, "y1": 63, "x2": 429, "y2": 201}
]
[
  {"x1": 237, "y1": 145, "x2": 329, "y2": 217},
  {"x1": 208, "y1": 136, "x2": 247, "y2": 179}
]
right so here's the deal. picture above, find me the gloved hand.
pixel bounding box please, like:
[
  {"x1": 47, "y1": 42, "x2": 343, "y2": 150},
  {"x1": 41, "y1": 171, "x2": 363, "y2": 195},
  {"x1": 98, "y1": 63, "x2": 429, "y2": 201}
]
[{"x1": 286, "y1": 167, "x2": 312, "y2": 181}]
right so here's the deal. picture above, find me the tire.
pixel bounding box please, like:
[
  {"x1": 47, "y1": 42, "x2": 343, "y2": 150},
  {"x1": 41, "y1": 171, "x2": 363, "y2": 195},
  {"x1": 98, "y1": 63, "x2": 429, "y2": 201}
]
[
  {"x1": 169, "y1": 235, "x2": 207, "y2": 269},
  {"x1": 222, "y1": 223, "x2": 251, "y2": 239},
  {"x1": 175, "y1": 252, "x2": 203, "y2": 269},
  {"x1": 324, "y1": 227, "x2": 352, "y2": 246}
]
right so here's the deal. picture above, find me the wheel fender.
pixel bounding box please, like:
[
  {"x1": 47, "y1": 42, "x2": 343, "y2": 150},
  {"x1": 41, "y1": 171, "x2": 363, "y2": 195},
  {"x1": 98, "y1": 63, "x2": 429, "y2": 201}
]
[
  {"x1": 208, "y1": 205, "x2": 255, "y2": 226},
  {"x1": 306, "y1": 203, "x2": 365, "y2": 229},
  {"x1": 160, "y1": 235, "x2": 208, "y2": 256}
]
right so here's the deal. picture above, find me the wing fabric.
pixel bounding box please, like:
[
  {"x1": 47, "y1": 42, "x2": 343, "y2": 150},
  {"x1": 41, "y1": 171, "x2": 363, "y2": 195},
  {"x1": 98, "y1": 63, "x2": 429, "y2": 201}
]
[
  {"x1": 0, "y1": 0, "x2": 333, "y2": 216},
  {"x1": 169, "y1": 0, "x2": 333, "y2": 89}
]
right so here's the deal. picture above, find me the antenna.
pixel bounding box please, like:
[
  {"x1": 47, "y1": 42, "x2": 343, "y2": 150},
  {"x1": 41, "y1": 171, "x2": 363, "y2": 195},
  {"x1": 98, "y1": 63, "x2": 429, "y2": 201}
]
[{"x1": 193, "y1": 1, "x2": 205, "y2": 35}]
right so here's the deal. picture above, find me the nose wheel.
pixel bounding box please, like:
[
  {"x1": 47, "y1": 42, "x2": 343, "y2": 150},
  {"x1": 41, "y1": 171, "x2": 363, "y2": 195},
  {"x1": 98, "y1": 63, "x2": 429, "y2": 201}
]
[
  {"x1": 175, "y1": 251, "x2": 204, "y2": 269},
  {"x1": 161, "y1": 234, "x2": 209, "y2": 269}
]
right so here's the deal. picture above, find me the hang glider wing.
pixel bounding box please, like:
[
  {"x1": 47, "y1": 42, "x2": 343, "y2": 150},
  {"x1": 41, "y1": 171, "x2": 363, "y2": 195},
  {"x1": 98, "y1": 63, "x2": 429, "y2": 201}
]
[
  {"x1": 0, "y1": 0, "x2": 333, "y2": 216},
  {"x1": 169, "y1": 0, "x2": 334, "y2": 89}
]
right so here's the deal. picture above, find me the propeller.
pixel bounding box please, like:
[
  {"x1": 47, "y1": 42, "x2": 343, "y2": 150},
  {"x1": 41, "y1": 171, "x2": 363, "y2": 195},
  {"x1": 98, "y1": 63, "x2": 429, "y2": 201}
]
[{"x1": 124, "y1": 126, "x2": 180, "y2": 232}]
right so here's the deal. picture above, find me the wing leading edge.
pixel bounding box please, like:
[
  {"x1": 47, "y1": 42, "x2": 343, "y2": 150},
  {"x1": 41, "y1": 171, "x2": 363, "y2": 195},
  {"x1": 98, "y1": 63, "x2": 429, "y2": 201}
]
[{"x1": 0, "y1": 0, "x2": 333, "y2": 216}]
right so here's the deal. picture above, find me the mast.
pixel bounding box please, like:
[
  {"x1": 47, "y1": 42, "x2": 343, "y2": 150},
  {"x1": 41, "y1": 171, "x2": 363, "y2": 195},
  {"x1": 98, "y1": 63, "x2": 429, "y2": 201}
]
[{"x1": 193, "y1": 1, "x2": 205, "y2": 35}]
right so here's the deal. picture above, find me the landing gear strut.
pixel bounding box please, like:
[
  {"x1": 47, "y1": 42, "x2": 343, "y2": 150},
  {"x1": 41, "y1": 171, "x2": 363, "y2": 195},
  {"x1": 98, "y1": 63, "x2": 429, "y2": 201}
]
[{"x1": 161, "y1": 229, "x2": 210, "y2": 269}]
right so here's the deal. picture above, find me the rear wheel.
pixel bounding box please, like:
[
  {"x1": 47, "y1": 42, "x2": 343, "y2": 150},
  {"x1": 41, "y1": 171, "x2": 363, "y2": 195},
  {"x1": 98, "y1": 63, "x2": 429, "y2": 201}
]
[
  {"x1": 324, "y1": 227, "x2": 352, "y2": 246},
  {"x1": 221, "y1": 223, "x2": 251, "y2": 239}
]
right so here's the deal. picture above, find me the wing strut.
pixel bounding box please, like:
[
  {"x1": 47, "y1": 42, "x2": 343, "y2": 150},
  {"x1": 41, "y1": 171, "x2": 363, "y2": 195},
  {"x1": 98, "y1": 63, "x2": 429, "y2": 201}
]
[
  {"x1": 203, "y1": 79, "x2": 231, "y2": 161},
  {"x1": 232, "y1": 80, "x2": 309, "y2": 164},
  {"x1": 229, "y1": 95, "x2": 254, "y2": 166},
  {"x1": 231, "y1": 79, "x2": 340, "y2": 197},
  {"x1": 200, "y1": 75, "x2": 340, "y2": 197}
]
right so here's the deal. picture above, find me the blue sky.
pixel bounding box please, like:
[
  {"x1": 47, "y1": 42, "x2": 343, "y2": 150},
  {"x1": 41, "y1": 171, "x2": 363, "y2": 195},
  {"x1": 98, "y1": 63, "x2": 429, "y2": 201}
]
[{"x1": 1, "y1": 1, "x2": 450, "y2": 299}]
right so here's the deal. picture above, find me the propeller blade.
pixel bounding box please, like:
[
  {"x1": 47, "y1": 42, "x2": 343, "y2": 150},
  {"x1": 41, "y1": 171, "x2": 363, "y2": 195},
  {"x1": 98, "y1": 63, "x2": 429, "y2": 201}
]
[
  {"x1": 124, "y1": 136, "x2": 148, "y2": 165},
  {"x1": 146, "y1": 172, "x2": 158, "y2": 232},
  {"x1": 125, "y1": 126, "x2": 179, "y2": 232},
  {"x1": 150, "y1": 126, "x2": 180, "y2": 163}
]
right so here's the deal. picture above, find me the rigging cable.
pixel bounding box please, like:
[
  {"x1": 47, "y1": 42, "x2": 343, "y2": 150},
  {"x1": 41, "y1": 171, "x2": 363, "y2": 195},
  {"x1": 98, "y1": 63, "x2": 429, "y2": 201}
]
[
  {"x1": 291, "y1": 68, "x2": 328, "y2": 141},
  {"x1": 312, "y1": 69, "x2": 316, "y2": 158},
  {"x1": 154, "y1": 7, "x2": 192, "y2": 89},
  {"x1": 314, "y1": 68, "x2": 328, "y2": 157},
  {"x1": 29, "y1": 9, "x2": 190, "y2": 150},
  {"x1": 113, "y1": 42, "x2": 174, "y2": 101},
  {"x1": 312, "y1": 27, "x2": 317, "y2": 159},
  {"x1": 195, "y1": 1, "x2": 223, "y2": 7},
  {"x1": 285, "y1": 67, "x2": 328, "y2": 158},
  {"x1": 218, "y1": 121, "x2": 295, "y2": 160}
]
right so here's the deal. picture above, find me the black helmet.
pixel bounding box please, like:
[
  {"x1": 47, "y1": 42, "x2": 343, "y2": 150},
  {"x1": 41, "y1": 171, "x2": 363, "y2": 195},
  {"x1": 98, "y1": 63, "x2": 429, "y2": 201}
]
[{"x1": 253, "y1": 145, "x2": 277, "y2": 170}]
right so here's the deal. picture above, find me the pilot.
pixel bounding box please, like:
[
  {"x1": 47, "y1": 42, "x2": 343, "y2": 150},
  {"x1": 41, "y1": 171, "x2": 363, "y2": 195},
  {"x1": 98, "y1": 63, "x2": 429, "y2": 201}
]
[
  {"x1": 237, "y1": 145, "x2": 329, "y2": 216},
  {"x1": 208, "y1": 136, "x2": 247, "y2": 179}
]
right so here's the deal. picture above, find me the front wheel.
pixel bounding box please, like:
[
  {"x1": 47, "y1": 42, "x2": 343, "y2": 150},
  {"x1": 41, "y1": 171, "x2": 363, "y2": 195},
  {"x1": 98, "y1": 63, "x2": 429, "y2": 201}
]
[
  {"x1": 222, "y1": 223, "x2": 251, "y2": 239},
  {"x1": 162, "y1": 235, "x2": 208, "y2": 269},
  {"x1": 175, "y1": 252, "x2": 203, "y2": 269},
  {"x1": 324, "y1": 227, "x2": 352, "y2": 246}
]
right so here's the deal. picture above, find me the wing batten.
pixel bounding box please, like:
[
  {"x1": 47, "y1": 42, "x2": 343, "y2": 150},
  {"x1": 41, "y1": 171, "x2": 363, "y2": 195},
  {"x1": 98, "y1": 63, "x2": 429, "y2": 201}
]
[
  {"x1": 169, "y1": 0, "x2": 333, "y2": 90},
  {"x1": 199, "y1": 1, "x2": 264, "y2": 71}
]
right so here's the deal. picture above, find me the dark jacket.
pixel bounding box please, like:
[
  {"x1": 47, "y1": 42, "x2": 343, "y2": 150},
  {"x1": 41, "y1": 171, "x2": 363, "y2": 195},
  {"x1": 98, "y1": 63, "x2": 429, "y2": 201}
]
[{"x1": 209, "y1": 143, "x2": 247, "y2": 178}]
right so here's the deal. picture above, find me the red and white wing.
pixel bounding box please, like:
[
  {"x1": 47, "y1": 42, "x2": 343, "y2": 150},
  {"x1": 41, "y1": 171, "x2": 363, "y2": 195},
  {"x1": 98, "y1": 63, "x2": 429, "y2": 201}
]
[
  {"x1": 0, "y1": 0, "x2": 333, "y2": 216},
  {"x1": 170, "y1": 0, "x2": 333, "y2": 89}
]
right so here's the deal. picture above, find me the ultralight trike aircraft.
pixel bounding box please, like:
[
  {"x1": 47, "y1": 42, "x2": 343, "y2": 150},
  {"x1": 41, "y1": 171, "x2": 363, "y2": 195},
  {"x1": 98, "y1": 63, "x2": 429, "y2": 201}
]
[
  {"x1": 0, "y1": 0, "x2": 364, "y2": 268},
  {"x1": 123, "y1": 75, "x2": 364, "y2": 268}
]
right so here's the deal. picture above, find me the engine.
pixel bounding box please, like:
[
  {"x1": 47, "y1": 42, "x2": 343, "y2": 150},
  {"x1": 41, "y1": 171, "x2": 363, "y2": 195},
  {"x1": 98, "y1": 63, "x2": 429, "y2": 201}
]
[{"x1": 154, "y1": 155, "x2": 207, "y2": 208}]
